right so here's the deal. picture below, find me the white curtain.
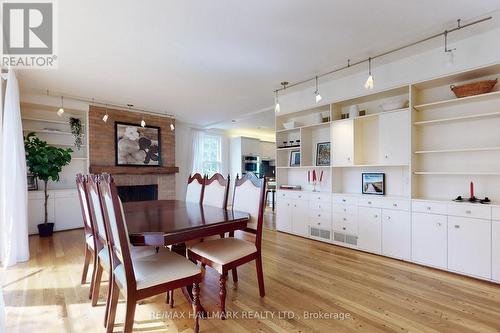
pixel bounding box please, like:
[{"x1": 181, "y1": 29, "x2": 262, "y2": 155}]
[
  {"x1": 0, "y1": 69, "x2": 29, "y2": 268},
  {"x1": 190, "y1": 129, "x2": 204, "y2": 174}
]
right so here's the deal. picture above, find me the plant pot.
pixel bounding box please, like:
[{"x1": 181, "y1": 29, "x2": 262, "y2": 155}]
[{"x1": 38, "y1": 223, "x2": 55, "y2": 237}]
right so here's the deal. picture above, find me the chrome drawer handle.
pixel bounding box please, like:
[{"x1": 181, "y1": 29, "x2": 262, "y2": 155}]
[
  {"x1": 368, "y1": 201, "x2": 372, "y2": 205},
  {"x1": 343, "y1": 208, "x2": 347, "y2": 212},
  {"x1": 342, "y1": 199, "x2": 346, "y2": 202},
  {"x1": 393, "y1": 203, "x2": 398, "y2": 207},
  {"x1": 318, "y1": 214, "x2": 321, "y2": 217},
  {"x1": 343, "y1": 217, "x2": 347, "y2": 221},
  {"x1": 317, "y1": 222, "x2": 321, "y2": 225},
  {"x1": 454, "y1": 225, "x2": 460, "y2": 229},
  {"x1": 387, "y1": 216, "x2": 391, "y2": 220},
  {"x1": 374, "y1": 215, "x2": 378, "y2": 218},
  {"x1": 436, "y1": 222, "x2": 441, "y2": 227},
  {"x1": 342, "y1": 227, "x2": 346, "y2": 230},
  {"x1": 426, "y1": 206, "x2": 432, "y2": 210},
  {"x1": 465, "y1": 210, "x2": 472, "y2": 214}
]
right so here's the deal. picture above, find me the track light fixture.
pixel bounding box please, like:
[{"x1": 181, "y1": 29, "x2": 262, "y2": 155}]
[
  {"x1": 443, "y1": 29, "x2": 456, "y2": 67},
  {"x1": 364, "y1": 57, "x2": 374, "y2": 90},
  {"x1": 274, "y1": 90, "x2": 280, "y2": 113},
  {"x1": 57, "y1": 96, "x2": 64, "y2": 116},
  {"x1": 102, "y1": 104, "x2": 109, "y2": 123},
  {"x1": 314, "y1": 76, "x2": 322, "y2": 103},
  {"x1": 170, "y1": 118, "x2": 175, "y2": 131}
]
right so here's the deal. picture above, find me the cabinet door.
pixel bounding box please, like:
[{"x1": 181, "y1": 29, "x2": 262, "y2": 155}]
[
  {"x1": 55, "y1": 195, "x2": 84, "y2": 231},
  {"x1": 379, "y1": 110, "x2": 409, "y2": 165},
  {"x1": 382, "y1": 210, "x2": 410, "y2": 260},
  {"x1": 493, "y1": 220, "x2": 500, "y2": 281},
  {"x1": 332, "y1": 120, "x2": 354, "y2": 166},
  {"x1": 448, "y1": 216, "x2": 491, "y2": 279},
  {"x1": 241, "y1": 138, "x2": 260, "y2": 156},
  {"x1": 291, "y1": 200, "x2": 309, "y2": 236},
  {"x1": 357, "y1": 206, "x2": 382, "y2": 253},
  {"x1": 260, "y1": 141, "x2": 275, "y2": 160},
  {"x1": 276, "y1": 199, "x2": 292, "y2": 232},
  {"x1": 411, "y1": 213, "x2": 447, "y2": 268}
]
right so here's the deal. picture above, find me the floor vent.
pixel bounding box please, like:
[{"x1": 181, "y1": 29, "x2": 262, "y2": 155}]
[
  {"x1": 310, "y1": 227, "x2": 331, "y2": 241},
  {"x1": 334, "y1": 232, "x2": 358, "y2": 246}
]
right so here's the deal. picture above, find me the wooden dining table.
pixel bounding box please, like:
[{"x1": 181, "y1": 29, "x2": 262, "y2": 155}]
[{"x1": 123, "y1": 199, "x2": 250, "y2": 312}]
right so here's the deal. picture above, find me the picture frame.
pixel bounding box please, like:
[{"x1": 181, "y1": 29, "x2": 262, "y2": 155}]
[
  {"x1": 316, "y1": 142, "x2": 331, "y2": 166},
  {"x1": 289, "y1": 149, "x2": 301, "y2": 167},
  {"x1": 362, "y1": 173, "x2": 385, "y2": 195},
  {"x1": 27, "y1": 173, "x2": 38, "y2": 191},
  {"x1": 115, "y1": 122, "x2": 162, "y2": 166}
]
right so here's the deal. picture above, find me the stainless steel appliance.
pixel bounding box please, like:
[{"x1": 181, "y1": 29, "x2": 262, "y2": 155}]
[{"x1": 242, "y1": 155, "x2": 261, "y2": 175}]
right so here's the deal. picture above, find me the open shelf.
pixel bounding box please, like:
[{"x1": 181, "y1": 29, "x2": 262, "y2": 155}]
[
  {"x1": 332, "y1": 108, "x2": 409, "y2": 124},
  {"x1": 22, "y1": 117, "x2": 86, "y2": 125},
  {"x1": 413, "y1": 111, "x2": 500, "y2": 126},
  {"x1": 333, "y1": 164, "x2": 409, "y2": 168},
  {"x1": 414, "y1": 171, "x2": 500, "y2": 175},
  {"x1": 276, "y1": 146, "x2": 301, "y2": 151},
  {"x1": 23, "y1": 128, "x2": 76, "y2": 135},
  {"x1": 276, "y1": 121, "x2": 330, "y2": 133},
  {"x1": 413, "y1": 90, "x2": 500, "y2": 111},
  {"x1": 414, "y1": 147, "x2": 500, "y2": 154}
]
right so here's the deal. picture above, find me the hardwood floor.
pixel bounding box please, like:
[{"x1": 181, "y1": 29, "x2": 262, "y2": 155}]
[{"x1": 3, "y1": 228, "x2": 500, "y2": 332}]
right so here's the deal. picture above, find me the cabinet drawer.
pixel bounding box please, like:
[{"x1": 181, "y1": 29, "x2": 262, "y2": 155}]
[
  {"x1": 412, "y1": 200, "x2": 448, "y2": 215},
  {"x1": 277, "y1": 191, "x2": 309, "y2": 201},
  {"x1": 333, "y1": 204, "x2": 357, "y2": 215},
  {"x1": 309, "y1": 201, "x2": 332, "y2": 211},
  {"x1": 309, "y1": 209, "x2": 331, "y2": 220},
  {"x1": 381, "y1": 199, "x2": 410, "y2": 211},
  {"x1": 310, "y1": 218, "x2": 332, "y2": 230},
  {"x1": 309, "y1": 192, "x2": 331, "y2": 203},
  {"x1": 333, "y1": 213, "x2": 357, "y2": 226},
  {"x1": 333, "y1": 195, "x2": 358, "y2": 206},
  {"x1": 492, "y1": 207, "x2": 500, "y2": 221},
  {"x1": 358, "y1": 197, "x2": 383, "y2": 208},
  {"x1": 333, "y1": 221, "x2": 358, "y2": 234},
  {"x1": 448, "y1": 204, "x2": 491, "y2": 220}
]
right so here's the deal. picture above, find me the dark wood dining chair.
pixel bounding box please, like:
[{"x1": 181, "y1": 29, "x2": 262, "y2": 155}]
[
  {"x1": 186, "y1": 173, "x2": 205, "y2": 204},
  {"x1": 188, "y1": 172, "x2": 266, "y2": 319},
  {"x1": 76, "y1": 174, "x2": 97, "y2": 299},
  {"x1": 98, "y1": 174, "x2": 203, "y2": 333},
  {"x1": 202, "y1": 173, "x2": 230, "y2": 209}
]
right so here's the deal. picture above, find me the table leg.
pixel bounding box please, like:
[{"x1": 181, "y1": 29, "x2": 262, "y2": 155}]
[{"x1": 170, "y1": 243, "x2": 208, "y2": 317}]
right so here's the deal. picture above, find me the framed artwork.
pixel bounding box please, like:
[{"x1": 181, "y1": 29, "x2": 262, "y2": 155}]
[
  {"x1": 362, "y1": 173, "x2": 385, "y2": 195},
  {"x1": 115, "y1": 122, "x2": 161, "y2": 166},
  {"x1": 289, "y1": 149, "x2": 301, "y2": 167},
  {"x1": 27, "y1": 173, "x2": 38, "y2": 191},
  {"x1": 316, "y1": 142, "x2": 331, "y2": 166}
]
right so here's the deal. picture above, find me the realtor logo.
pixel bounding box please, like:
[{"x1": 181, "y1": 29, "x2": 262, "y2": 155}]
[{"x1": 1, "y1": 0, "x2": 57, "y2": 68}]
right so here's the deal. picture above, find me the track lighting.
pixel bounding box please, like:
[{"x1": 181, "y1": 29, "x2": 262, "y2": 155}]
[
  {"x1": 443, "y1": 30, "x2": 456, "y2": 67},
  {"x1": 141, "y1": 118, "x2": 146, "y2": 127},
  {"x1": 57, "y1": 96, "x2": 64, "y2": 116},
  {"x1": 274, "y1": 90, "x2": 280, "y2": 113},
  {"x1": 364, "y1": 57, "x2": 374, "y2": 90},
  {"x1": 314, "y1": 76, "x2": 322, "y2": 103},
  {"x1": 170, "y1": 119, "x2": 175, "y2": 131},
  {"x1": 102, "y1": 104, "x2": 109, "y2": 123}
]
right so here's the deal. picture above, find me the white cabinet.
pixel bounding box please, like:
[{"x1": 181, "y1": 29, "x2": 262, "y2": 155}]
[
  {"x1": 332, "y1": 120, "x2": 354, "y2": 166},
  {"x1": 260, "y1": 141, "x2": 275, "y2": 160},
  {"x1": 411, "y1": 212, "x2": 447, "y2": 269},
  {"x1": 291, "y1": 200, "x2": 309, "y2": 236},
  {"x1": 54, "y1": 192, "x2": 84, "y2": 231},
  {"x1": 378, "y1": 110, "x2": 409, "y2": 165},
  {"x1": 448, "y1": 216, "x2": 491, "y2": 279},
  {"x1": 241, "y1": 137, "x2": 261, "y2": 156},
  {"x1": 357, "y1": 206, "x2": 382, "y2": 253},
  {"x1": 382, "y1": 209, "x2": 410, "y2": 260},
  {"x1": 492, "y1": 219, "x2": 500, "y2": 281},
  {"x1": 276, "y1": 199, "x2": 292, "y2": 233}
]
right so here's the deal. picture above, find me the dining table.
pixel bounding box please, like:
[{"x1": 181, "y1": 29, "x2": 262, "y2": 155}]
[{"x1": 123, "y1": 199, "x2": 250, "y2": 313}]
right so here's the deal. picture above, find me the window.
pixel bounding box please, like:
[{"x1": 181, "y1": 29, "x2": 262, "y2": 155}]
[{"x1": 201, "y1": 134, "x2": 222, "y2": 177}]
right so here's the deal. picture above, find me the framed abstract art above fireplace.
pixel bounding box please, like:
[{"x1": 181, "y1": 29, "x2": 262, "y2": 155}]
[{"x1": 115, "y1": 122, "x2": 161, "y2": 166}]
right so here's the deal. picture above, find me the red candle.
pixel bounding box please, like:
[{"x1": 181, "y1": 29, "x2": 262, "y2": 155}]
[
  {"x1": 319, "y1": 170, "x2": 324, "y2": 182},
  {"x1": 312, "y1": 169, "x2": 316, "y2": 182},
  {"x1": 470, "y1": 181, "x2": 474, "y2": 198},
  {"x1": 308, "y1": 170, "x2": 310, "y2": 183}
]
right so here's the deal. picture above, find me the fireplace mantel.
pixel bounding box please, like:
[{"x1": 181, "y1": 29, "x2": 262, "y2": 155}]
[{"x1": 89, "y1": 165, "x2": 179, "y2": 175}]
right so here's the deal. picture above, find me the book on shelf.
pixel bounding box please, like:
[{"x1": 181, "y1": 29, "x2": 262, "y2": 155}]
[{"x1": 279, "y1": 185, "x2": 302, "y2": 190}]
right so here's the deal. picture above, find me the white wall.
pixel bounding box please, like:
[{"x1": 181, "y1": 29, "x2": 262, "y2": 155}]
[{"x1": 279, "y1": 25, "x2": 500, "y2": 113}]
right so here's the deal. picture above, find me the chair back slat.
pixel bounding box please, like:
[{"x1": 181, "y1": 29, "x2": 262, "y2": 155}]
[
  {"x1": 232, "y1": 173, "x2": 266, "y2": 250},
  {"x1": 186, "y1": 173, "x2": 205, "y2": 204},
  {"x1": 98, "y1": 174, "x2": 136, "y2": 291},
  {"x1": 86, "y1": 175, "x2": 108, "y2": 249},
  {"x1": 76, "y1": 174, "x2": 93, "y2": 237},
  {"x1": 203, "y1": 173, "x2": 230, "y2": 209}
]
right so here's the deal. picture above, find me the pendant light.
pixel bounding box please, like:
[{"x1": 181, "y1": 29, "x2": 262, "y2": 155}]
[
  {"x1": 443, "y1": 30, "x2": 456, "y2": 67},
  {"x1": 274, "y1": 90, "x2": 280, "y2": 113},
  {"x1": 102, "y1": 104, "x2": 109, "y2": 123},
  {"x1": 364, "y1": 57, "x2": 374, "y2": 90},
  {"x1": 57, "y1": 96, "x2": 64, "y2": 116},
  {"x1": 314, "y1": 76, "x2": 322, "y2": 103}
]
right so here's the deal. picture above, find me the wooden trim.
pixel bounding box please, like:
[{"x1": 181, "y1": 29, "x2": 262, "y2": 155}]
[{"x1": 89, "y1": 165, "x2": 179, "y2": 174}]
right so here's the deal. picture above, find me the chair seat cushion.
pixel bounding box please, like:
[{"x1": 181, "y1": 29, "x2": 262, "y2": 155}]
[
  {"x1": 98, "y1": 246, "x2": 156, "y2": 272},
  {"x1": 188, "y1": 238, "x2": 257, "y2": 270},
  {"x1": 114, "y1": 250, "x2": 200, "y2": 290}
]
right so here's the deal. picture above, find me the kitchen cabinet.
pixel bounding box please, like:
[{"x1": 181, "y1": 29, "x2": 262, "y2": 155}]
[
  {"x1": 260, "y1": 141, "x2": 275, "y2": 160},
  {"x1": 332, "y1": 120, "x2": 354, "y2": 166},
  {"x1": 291, "y1": 200, "x2": 309, "y2": 236},
  {"x1": 381, "y1": 209, "x2": 410, "y2": 260},
  {"x1": 357, "y1": 206, "x2": 382, "y2": 253},
  {"x1": 411, "y1": 212, "x2": 447, "y2": 268},
  {"x1": 378, "y1": 110, "x2": 409, "y2": 165},
  {"x1": 448, "y1": 216, "x2": 491, "y2": 279},
  {"x1": 492, "y1": 219, "x2": 500, "y2": 281},
  {"x1": 241, "y1": 137, "x2": 261, "y2": 156},
  {"x1": 276, "y1": 198, "x2": 292, "y2": 233}
]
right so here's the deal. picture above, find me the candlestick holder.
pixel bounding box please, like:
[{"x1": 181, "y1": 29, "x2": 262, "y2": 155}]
[{"x1": 309, "y1": 180, "x2": 322, "y2": 192}]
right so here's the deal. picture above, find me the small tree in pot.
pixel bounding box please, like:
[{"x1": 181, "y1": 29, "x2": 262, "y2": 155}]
[{"x1": 24, "y1": 133, "x2": 72, "y2": 237}]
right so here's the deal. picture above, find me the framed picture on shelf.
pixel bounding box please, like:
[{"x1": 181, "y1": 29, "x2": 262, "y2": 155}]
[
  {"x1": 316, "y1": 142, "x2": 330, "y2": 166},
  {"x1": 362, "y1": 173, "x2": 385, "y2": 195},
  {"x1": 115, "y1": 122, "x2": 161, "y2": 166},
  {"x1": 27, "y1": 173, "x2": 38, "y2": 191},
  {"x1": 289, "y1": 149, "x2": 300, "y2": 167}
]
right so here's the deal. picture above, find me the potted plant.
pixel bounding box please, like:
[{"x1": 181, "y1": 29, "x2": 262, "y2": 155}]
[{"x1": 24, "y1": 133, "x2": 72, "y2": 237}]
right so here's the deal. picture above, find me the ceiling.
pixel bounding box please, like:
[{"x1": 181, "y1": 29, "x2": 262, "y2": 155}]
[{"x1": 17, "y1": 0, "x2": 500, "y2": 126}]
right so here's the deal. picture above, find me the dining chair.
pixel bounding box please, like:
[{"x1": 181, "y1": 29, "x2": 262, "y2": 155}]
[
  {"x1": 76, "y1": 174, "x2": 97, "y2": 300},
  {"x1": 202, "y1": 173, "x2": 230, "y2": 209},
  {"x1": 188, "y1": 172, "x2": 266, "y2": 319},
  {"x1": 98, "y1": 174, "x2": 203, "y2": 333},
  {"x1": 85, "y1": 174, "x2": 154, "y2": 328},
  {"x1": 186, "y1": 173, "x2": 205, "y2": 204}
]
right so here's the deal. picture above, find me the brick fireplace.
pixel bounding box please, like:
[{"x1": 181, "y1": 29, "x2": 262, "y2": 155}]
[{"x1": 88, "y1": 105, "x2": 178, "y2": 199}]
